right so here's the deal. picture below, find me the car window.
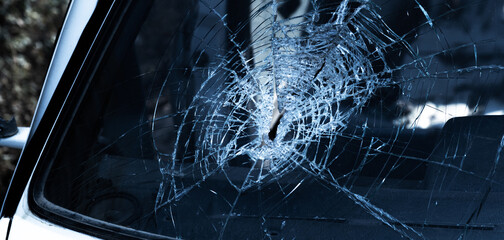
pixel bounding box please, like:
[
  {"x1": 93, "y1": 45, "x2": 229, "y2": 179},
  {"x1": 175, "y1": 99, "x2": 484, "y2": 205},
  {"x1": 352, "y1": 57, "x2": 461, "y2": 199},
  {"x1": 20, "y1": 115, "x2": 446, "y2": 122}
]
[{"x1": 34, "y1": 0, "x2": 504, "y2": 239}]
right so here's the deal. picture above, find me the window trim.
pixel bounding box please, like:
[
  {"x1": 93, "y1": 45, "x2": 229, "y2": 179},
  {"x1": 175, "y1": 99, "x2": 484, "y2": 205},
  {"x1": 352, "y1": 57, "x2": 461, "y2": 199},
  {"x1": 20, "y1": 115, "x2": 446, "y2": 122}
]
[{"x1": 7, "y1": 0, "x2": 173, "y2": 239}]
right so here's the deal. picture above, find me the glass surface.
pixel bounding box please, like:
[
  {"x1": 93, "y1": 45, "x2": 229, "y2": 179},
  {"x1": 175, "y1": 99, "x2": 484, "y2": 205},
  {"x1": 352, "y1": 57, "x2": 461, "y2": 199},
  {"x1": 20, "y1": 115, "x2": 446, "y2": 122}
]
[{"x1": 40, "y1": 0, "x2": 504, "y2": 239}]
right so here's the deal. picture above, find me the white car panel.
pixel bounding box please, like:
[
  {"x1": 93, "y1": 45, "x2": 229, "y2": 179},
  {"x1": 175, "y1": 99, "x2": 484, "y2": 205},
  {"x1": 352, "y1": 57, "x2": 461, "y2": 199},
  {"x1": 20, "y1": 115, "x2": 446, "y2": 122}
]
[
  {"x1": 8, "y1": 189, "x2": 98, "y2": 240},
  {"x1": 30, "y1": 0, "x2": 98, "y2": 136}
]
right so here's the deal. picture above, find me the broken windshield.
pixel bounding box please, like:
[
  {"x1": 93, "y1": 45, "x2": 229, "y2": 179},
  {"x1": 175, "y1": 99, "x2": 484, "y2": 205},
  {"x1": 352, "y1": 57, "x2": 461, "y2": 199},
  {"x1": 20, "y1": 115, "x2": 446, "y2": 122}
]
[{"x1": 34, "y1": 0, "x2": 504, "y2": 239}]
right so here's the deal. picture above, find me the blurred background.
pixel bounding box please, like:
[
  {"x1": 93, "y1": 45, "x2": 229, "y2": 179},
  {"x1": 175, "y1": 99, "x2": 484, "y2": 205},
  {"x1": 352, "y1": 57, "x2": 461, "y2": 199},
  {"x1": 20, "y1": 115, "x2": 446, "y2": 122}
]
[{"x1": 0, "y1": 0, "x2": 69, "y2": 200}]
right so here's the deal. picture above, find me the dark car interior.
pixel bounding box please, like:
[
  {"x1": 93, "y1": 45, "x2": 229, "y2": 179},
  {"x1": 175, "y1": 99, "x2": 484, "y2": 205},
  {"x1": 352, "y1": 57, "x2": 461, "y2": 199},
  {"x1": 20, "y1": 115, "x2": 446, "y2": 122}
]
[{"x1": 30, "y1": 0, "x2": 504, "y2": 239}]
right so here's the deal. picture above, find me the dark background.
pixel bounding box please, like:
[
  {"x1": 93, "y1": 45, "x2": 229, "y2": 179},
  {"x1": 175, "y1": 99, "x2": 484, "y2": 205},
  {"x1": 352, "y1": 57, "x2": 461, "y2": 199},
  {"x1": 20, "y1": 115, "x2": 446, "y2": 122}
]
[{"x1": 0, "y1": 0, "x2": 69, "y2": 201}]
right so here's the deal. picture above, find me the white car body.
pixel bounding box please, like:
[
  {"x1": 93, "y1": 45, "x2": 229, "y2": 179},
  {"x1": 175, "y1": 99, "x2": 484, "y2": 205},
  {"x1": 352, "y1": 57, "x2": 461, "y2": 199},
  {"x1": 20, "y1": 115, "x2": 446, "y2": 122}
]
[{"x1": 1, "y1": 0, "x2": 98, "y2": 238}]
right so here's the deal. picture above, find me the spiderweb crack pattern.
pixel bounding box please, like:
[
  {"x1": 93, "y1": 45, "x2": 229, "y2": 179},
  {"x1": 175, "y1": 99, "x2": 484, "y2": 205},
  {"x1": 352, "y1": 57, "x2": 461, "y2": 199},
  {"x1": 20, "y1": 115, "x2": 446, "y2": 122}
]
[{"x1": 150, "y1": 0, "x2": 503, "y2": 239}]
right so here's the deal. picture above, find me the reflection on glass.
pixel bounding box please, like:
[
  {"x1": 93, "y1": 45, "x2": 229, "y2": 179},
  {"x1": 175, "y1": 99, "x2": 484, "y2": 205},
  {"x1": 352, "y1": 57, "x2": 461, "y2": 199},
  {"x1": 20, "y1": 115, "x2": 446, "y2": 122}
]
[{"x1": 40, "y1": 0, "x2": 504, "y2": 239}]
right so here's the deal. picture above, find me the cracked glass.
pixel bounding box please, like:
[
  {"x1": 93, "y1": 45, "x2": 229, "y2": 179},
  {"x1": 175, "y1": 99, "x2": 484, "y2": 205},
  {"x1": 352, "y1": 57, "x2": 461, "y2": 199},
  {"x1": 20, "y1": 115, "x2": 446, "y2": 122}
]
[{"x1": 37, "y1": 0, "x2": 504, "y2": 239}]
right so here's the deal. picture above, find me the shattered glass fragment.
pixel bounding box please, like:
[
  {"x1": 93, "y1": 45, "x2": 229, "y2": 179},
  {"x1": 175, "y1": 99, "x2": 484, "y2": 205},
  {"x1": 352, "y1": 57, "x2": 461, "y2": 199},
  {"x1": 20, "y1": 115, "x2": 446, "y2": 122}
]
[{"x1": 37, "y1": 0, "x2": 504, "y2": 239}]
